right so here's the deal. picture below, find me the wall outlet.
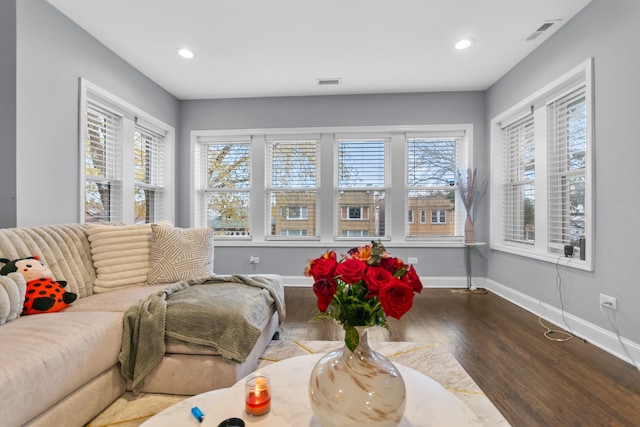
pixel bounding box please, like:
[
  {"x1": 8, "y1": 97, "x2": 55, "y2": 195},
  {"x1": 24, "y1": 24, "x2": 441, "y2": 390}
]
[
  {"x1": 249, "y1": 256, "x2": 260, "y2": 264},
  {"x1": 600, "y1": 294, "x2": 617, "y2": 310},
  {"x1": 407, "y1": 257, "x2": 418, "y2": 265}
]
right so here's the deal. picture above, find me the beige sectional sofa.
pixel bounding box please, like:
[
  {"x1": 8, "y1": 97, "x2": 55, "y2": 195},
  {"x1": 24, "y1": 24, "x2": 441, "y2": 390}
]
[{"x1": 0, "y1": 223, "x2": 284, "y2": 427}]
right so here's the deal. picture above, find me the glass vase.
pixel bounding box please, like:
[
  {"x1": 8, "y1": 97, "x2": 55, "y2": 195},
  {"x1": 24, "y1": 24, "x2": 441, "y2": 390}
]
[{"x1": 308, "y1": 327, "x2": 406, "y2": 427}]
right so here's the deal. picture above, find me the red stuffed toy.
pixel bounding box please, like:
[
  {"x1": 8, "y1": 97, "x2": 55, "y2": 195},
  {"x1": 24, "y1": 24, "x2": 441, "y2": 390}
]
[{"x1": 0, "y1": 256, "x2": 77, "y2": 315}]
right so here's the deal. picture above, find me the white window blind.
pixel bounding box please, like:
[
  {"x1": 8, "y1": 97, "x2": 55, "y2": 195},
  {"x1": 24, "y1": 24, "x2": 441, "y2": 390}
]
[
  {"x1": 133, "y1": 125, "x2": 165, "y2": 223},
  {"x1": 336, "y1": 138, "x2": 388, "y2": 239},
  {"x1": 196, "y1": 139, "x2": 251, "y2": 236},
  {"x1": 267, "y1": 139, "x2": 319, "y2": 238},
  {"x1": 406, "y1": 137, "x2": 462, "y2": 238},
  {"x1": 84, "y1": 102, "x2": 123, "y2": 222},
  {"x1": 548, "y1": 87, "x2": 587, "y2": 255},
  {"x1": 502, "y1": 114, "x2": 535, "y2": 244}
]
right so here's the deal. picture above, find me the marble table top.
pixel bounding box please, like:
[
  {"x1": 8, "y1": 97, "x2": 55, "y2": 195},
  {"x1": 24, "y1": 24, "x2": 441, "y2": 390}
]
[{"x1": 144, "y1": 352, "x2": 487, "y2": 427}]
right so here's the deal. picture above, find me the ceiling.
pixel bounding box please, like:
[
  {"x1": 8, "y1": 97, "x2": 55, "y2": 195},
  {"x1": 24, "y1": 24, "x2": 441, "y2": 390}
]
[{"x1": 46, "y1": 0, "x2": 592, "y2": 100}]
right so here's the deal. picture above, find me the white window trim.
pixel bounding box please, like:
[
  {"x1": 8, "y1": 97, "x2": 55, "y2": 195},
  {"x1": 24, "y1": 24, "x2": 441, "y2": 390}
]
[
  {"x1": 190, "y1": 124, "x2": 472, "y2": 247},
  {"x1": 79, "y1": 78, "x2": 175, "y2": 224},
  {"x1": 489, "y1": 59, "x2": 594, "y2": 271}
]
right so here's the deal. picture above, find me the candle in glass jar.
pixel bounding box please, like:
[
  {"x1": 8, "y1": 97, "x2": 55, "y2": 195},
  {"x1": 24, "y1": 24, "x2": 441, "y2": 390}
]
[{"x1": 245, "y1": 373, "x2": 271, "y2": 416}]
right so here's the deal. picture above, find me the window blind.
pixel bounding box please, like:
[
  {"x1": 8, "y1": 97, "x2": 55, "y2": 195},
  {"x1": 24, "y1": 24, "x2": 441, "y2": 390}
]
[
  {"x1": 336, "y1": 139, "x2": 387, "y2": 238},
  {"x1": 85, "y1": 102, "x2": 123, "y2": 222},
  {"x1": 502, "y1": 114, "x2": 535, "y2": 243},
  {"x1": 547, "y1": 87, "x2": 587, "y2": 252},
  {"x1": 266, "y1": 139, "x2": 319, "y2": 238},
  {"x1": 198, "y1": 141, "x2": 251, "y2": 235},
  {"x1": 406, "y1": 137, "x2": 461, "y2": 238},
  {"x1": 337, "y1": 139, "x2": 386, "y2": 187},
  {"x1": 134, "y1": 126, "x2": 165, "y2": 222}
]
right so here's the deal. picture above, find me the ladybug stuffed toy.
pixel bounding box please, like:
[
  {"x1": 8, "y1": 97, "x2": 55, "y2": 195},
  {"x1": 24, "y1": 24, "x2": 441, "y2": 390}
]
[{"x1": 0, "y1": 256, "x2": 77, "y2": 315}]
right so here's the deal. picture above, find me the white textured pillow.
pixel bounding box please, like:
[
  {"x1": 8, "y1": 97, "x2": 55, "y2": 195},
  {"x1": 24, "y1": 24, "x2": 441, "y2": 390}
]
[
  {"x1": 0, "y1": 273, "x2": 27, "y2": 324},
  {"x1": 87, "y1": 222, "x2": 171, "y2": 293},
  {"x1": 147, "y1": 224, "x2": 215, "y2": 285}
]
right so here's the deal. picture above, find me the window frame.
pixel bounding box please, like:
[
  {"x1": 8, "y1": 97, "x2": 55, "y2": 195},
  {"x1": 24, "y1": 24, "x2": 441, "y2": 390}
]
[
  {"x1": 489, "y1": 59, "x2": 594, "y2": 271},
  {"x1": 190, "y1": 124, "x2": 472, "y2": 247},
  {"x1": 79, "y1": 79, "x2": 175, "y2": 225}
]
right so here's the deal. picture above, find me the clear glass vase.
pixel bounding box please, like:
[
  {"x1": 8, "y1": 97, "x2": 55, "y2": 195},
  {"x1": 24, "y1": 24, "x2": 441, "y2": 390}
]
[{"x1": 308, "y1": 327, "x2": 406, "y2": 427}]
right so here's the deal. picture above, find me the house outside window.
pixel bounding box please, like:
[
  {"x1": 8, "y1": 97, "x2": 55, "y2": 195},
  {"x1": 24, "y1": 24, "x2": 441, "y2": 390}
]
[
  {"x1": 490, "y1": 59, "x2": 593, "y2": 270},
  {"x1": 420, "y1": 209, "x2": 427, "y2": 224},
  {"x1": 80, "y1": 79, "x2": 173, "y2": 224},
  {"x1": 408, "y1": 210, "x2": 414, "y2": 224}
]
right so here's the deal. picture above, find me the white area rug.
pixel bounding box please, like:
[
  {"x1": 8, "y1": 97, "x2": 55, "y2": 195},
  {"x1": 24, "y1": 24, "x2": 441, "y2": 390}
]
[{"x1": 87, "y1": 340, "x2": 509, "y2": 427}]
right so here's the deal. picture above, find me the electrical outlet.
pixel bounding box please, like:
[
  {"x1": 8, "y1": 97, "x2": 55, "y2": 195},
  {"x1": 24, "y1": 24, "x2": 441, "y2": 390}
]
[
  {"x1": 407, "y1": 257, "x2": 418, "y2": 265},
  {"x1": 600, "y1": 294, "x2": 617, "y2": 310},
  {"x1": 249, "y1": 256, "x2": 260, "y2": 264}
]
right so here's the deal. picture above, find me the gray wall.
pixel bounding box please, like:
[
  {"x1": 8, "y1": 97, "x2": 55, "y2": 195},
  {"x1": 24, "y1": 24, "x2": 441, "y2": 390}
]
[
  {"x1": 179, "y1": 92, "x2": 488, "y2": 278},
  {"x1": 486, "y1": 0, "x2": 640, "y2": 343},
  {"x1": 14, "y1": 0, "x2": 180, "y2": 226},
  {"x1": 0, "y1": 0, "x2": 17, "y2": 228}
]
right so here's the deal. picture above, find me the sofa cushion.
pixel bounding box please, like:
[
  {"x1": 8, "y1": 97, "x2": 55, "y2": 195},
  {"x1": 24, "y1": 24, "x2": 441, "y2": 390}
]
[
  {"x1": 0, "y1": 224, "x2": 95, "y2": 298},
  {"x1": 63, "y1": 283, "x2": 171, "y2": 313},
  {"x1": 87, "y1": 222, "x2": 170, "y2": 293},
  {"x1": 147, "y1": 224, "x2": 215, "y2": 285},
  {"x1": 0, "y1": 311, "x2": 124, "y2": 427}
]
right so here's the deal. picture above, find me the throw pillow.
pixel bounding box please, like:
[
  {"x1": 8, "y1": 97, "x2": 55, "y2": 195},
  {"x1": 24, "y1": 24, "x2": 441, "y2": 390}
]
[
  {"x1": 0, "y1": 273, "x2": 26, "y2": 324},
  {"x1": 87, "y1": 221, "x2": 171, "y2": 293},
  {"x1": 147, "y1": 224, "x2": 215, "y2": 285}
]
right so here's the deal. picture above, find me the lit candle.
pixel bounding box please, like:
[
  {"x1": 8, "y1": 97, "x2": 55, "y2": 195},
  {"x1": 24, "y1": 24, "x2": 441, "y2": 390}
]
[{"x1": 245, "y1": 374, "x2": 271, "y2": 416}]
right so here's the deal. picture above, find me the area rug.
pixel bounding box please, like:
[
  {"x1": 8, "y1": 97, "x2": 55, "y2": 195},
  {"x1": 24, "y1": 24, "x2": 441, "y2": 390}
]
[{"x1": 87, "y1": 340, "x2": 509, "y2": 427}]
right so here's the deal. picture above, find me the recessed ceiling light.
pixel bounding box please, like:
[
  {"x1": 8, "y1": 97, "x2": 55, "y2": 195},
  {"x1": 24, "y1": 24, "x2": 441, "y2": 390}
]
[
  {"x1": 455, "y1": 38, "x2": 474, "y2": 50},
  {"x1": 177, "y1": 48, "x2": 196, "y2": 59}
]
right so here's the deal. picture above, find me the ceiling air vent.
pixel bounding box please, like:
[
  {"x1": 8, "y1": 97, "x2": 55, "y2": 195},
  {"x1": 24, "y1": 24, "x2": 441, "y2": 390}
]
[
  {"x1": 316, "y1": 78, "x2": 342, "y2": 86},
  {"x1": 526, "y1": 19, "x2": 561, "y2": 41}
]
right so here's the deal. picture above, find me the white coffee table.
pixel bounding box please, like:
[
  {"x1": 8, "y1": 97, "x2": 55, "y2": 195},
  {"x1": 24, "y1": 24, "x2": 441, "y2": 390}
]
[{"x1": 143, "y1": 353, "x2": 483, "y2": 427}]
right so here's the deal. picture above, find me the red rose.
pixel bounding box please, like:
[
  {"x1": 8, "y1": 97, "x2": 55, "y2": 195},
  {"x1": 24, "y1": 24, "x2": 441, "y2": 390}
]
[
  {"x1": 313, "y1": 278, "x2": 337, "y2": 312},
  {"x1": 379, "y1": 257, "x2": 403, "y2": 275},
  {"x1": 305, "y1": 250, "x2": 338, "y2": 280},
  {"x1": 363, "y1": 266, "x2": 395, "y2": 298},
  {"x1": 400, "y1": 265, "x2": 423, "y2": 293},
  {"x1": 335, "y1": 258, "x2": 367, "y2": 284},
  {"x1": 378, "y1": 281, "x2": 415, "y2": 319}
]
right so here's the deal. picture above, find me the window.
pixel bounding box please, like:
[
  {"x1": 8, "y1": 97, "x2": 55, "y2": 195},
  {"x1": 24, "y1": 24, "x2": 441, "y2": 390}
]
[
  {"x1": 134, "y1": 125, "x2": 165, "y2": 223},
  {"x1": 191, "y1": 125, "x2": 471, "y2": 244},
  {"x1": 195, "y1": 137, "x2": 251, "y2": 238},
  {"x1": 503, "y1": 114, "x2": 535, "y2": 243},
  {"x1": 267, "y1": 138, "x2": 318, "y2": 239},
  {"x1": 336, "y1": 137, "x2": 388, "y2": 239},
  {"x1": 80, "y1": 79, "x2": 173, "y2": 224},
  {"x1": 406, "y1": 134, "x2": 465, "y2": 238},
  {"x1": 490, "y1": 60, "x2": 593, "y2": 270},
  {"x1": 431, "y1": 210, "x2": 446, "y2": 224},
  {"x1": 84, "y1": 103, "x2": 122, "y2": 222}
]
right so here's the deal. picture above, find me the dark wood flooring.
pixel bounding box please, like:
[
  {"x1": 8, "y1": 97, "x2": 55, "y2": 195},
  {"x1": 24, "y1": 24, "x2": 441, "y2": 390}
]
[{"x1": 281, "y1": 287, "x2": 640, "y2": 426}]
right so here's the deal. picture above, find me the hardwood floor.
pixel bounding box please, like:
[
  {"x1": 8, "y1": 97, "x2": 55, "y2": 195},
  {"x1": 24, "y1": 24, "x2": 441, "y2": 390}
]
[{"x1": 281, "y1": 287, "x2": 640, "y2": 426}]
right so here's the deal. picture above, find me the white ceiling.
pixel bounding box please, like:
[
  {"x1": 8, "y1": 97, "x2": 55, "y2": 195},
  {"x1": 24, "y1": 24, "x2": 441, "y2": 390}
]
[{"x1": 46, "y1": 0, "x2": 592, "y2": 100}]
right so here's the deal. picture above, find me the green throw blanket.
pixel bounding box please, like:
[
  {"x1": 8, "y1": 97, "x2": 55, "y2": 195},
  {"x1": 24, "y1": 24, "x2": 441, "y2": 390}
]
[{"x1": 119, "y1": 274, "x2": 285, "y2": 393}]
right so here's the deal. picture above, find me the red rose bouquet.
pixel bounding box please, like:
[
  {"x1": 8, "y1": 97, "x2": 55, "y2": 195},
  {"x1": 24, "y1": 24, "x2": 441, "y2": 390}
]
[{"x1": 304, "y1": 240, "x2": 423, "y2": 351}]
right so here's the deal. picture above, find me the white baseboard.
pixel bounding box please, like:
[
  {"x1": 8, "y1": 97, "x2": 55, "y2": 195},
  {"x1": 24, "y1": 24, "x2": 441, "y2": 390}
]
[
  {"x1": 484, "y1": 278, "x2": 640, "y2": 369},
  {"x1": 283, "y1": 274, "x2": 640, "y2": 368}
]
